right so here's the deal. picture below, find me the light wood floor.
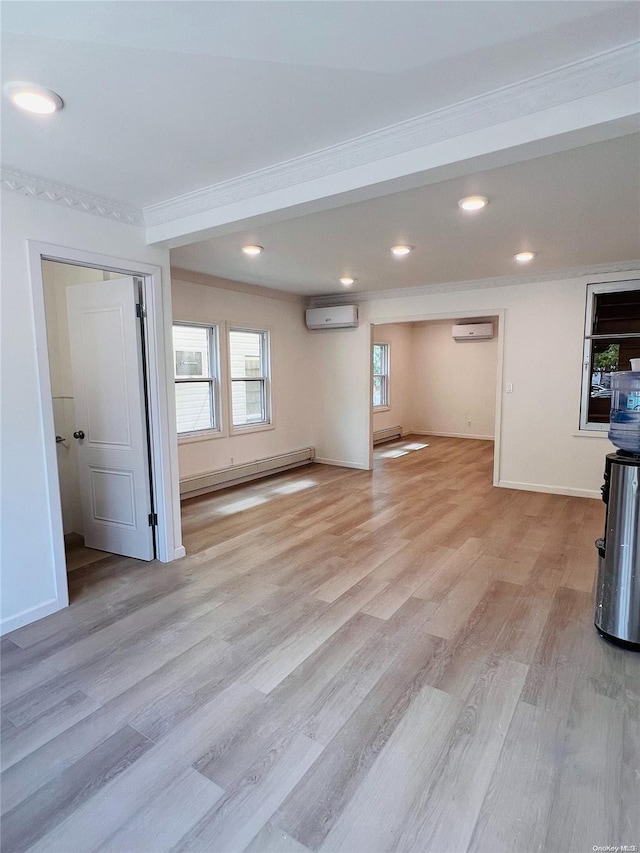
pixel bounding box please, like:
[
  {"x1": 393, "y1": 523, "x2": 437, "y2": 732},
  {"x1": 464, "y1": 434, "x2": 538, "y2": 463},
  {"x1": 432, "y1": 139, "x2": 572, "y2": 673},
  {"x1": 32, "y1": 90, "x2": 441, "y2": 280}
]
[
  {"x1": 2, "y1": 436, "x2": 638, "y2": 853},
  {"x1": 64, "y1": 533, "x2": 111, "y2": 573}
]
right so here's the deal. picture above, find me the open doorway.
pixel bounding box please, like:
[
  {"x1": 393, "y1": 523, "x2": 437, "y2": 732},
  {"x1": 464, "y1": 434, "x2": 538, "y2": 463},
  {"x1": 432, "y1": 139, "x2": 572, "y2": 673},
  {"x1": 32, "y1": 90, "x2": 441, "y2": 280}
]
[
  {"x1": 371, "y1": 316, "x2": 501, "y2": 476},
  {"x1": 42, "y1": 260, "x2": 156, "y2": 574},
  {"x1": 21, "y1": 240, "x2": 188, "y2": 627}
]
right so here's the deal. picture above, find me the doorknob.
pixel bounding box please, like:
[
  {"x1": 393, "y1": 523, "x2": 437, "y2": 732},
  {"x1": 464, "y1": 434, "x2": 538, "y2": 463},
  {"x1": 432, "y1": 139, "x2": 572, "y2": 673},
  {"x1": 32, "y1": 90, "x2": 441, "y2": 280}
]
[{"x1": 73, "y1": 430, "x2": 85, "y2": 440}]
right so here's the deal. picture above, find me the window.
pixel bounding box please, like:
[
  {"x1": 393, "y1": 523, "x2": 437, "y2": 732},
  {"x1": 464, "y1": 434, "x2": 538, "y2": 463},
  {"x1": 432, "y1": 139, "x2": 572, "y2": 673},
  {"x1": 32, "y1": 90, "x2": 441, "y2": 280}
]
[
  {"x1": 229, "y1": 328, "x2": 270, "y2": 427},
  {"x1": 173, "y1": 323, "x2": 220, "y2": 434},
  {"x1": 373, "y1": 343, "x2": 390, "y2": 408},
  {"x1": 580, "y1": 281, "x2": 640, "y2": 430}
]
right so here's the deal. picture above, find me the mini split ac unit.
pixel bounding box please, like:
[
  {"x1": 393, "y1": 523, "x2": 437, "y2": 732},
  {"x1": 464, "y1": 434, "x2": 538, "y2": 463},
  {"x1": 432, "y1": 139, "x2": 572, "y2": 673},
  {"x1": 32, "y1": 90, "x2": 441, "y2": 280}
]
[
  {"x1": 305, "y1": 305, "x2": 359, "y2": 330},
  {"x1": 452, "y1": 322, "x2": 493, "y2": 340}
]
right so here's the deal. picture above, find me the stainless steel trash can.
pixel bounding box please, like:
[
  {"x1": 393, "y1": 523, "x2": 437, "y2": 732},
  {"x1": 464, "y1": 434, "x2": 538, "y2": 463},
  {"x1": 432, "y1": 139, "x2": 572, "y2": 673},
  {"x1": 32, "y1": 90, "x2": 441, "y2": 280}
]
[{"x1": 594, "y1": 452, "x2": 640, "y2": 650}]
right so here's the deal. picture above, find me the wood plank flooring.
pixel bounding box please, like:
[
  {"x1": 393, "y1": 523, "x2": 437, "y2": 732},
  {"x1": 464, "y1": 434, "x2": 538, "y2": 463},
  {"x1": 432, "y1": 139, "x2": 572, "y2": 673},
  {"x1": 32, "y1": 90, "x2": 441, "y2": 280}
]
[
  {"x1": 2, "y1": 436, "x2": 638, "y2": 853},
  {"x1": 64, "y1": 533, "x2": 110, "y2": 573}
]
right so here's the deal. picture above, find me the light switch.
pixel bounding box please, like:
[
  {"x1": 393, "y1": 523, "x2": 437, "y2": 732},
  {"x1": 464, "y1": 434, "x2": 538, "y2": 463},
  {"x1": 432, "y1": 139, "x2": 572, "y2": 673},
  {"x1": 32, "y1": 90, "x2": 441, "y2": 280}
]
[{"x1": 506, "y1": 383, "x2": 513, "y2": 393}]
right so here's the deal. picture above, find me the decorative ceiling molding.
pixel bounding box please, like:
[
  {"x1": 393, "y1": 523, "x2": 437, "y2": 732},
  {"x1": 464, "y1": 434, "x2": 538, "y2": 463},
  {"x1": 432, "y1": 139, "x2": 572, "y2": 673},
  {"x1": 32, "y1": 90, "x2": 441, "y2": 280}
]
[
  {"x1": 305, "y1": 261, "x2": 640, "y2": 307},
  {"x1": 4, "y1": 43, "x2": 637, "y2": 234},
  {"x1": 144, "y1": 42, "x2": 639, "y2": 228},
  {"x1": 171, "y1": 266, "x2": 303, "y2": 304},
  {"x1": 0, "y1": 166, "x2": 144, "y2": 226}
]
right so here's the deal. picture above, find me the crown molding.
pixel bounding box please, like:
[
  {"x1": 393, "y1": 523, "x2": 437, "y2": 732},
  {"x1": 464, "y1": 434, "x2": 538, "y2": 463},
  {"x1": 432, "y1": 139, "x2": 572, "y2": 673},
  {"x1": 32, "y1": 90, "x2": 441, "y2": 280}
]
[
  {"x1": 4, "y1": 43, "x2": 637, "y2": 234},
  {"x1": 0, "y1": 166, "x2": 144, "y2": 226},
  {"x1": 144, "y1": 42, "x2": 640, "y2": 229},
  {"x1": 171, "y1": 266, "x2": 303, "y2": 304},
  {"x1": 305, "y1": 261, "x2": 640, "y2": 307}
]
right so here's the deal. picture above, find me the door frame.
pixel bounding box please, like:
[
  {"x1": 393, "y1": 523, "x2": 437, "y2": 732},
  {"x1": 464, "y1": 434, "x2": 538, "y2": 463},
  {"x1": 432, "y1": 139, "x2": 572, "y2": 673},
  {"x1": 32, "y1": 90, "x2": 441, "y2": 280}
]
[{"x1": 28, "y1": 241, "x2": 185, "y2": 613}]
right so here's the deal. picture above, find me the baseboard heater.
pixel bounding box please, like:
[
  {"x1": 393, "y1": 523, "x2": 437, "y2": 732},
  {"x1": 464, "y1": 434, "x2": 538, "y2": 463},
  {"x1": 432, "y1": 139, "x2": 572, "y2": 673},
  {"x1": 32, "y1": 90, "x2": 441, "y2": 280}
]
[
  {"x1": 373, "y1": 425, "x2": 402, "y2": 444},
  {"x1": 180, "y1": 447, "x2": 315, "y2": 498}
]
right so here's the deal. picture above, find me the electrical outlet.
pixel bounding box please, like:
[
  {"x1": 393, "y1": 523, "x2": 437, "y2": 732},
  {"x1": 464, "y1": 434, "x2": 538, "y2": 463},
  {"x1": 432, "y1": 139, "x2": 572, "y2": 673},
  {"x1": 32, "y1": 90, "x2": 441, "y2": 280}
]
[
  {"x1": 230, "y1": 457, "x2": 234, "y2": 465},
  {"x1": 466, "y1": 420, "x2": 471, "y2": 427}
]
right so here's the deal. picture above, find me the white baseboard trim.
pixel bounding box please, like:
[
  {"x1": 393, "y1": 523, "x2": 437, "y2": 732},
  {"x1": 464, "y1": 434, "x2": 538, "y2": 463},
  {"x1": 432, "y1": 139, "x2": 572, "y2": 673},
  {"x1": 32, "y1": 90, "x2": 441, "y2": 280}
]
[
  {"x1": 1, "y1": 597, "x2": 61, "y2": 636},
  {"x1": 410, "y1": 430, "x2": 495, "y2": 441},
  {"x1": 315, "y1": 457, "x2": 370, "y2": 470},
  {"x1": 172, "y1": 546, "x2": 187, "y2": 560},
  {"x1": 497, "y1": 480, "x2": 601, "y2": 500}
]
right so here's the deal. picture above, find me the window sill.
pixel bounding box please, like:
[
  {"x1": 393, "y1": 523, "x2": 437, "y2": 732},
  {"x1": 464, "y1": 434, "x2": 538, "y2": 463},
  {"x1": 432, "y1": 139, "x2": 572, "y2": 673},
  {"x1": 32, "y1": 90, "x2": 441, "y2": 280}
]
[
  {"x1": 230, "y1": 422, "x2": 276, "y2": 436},
  {"x1": 573, "y1": 430, "x2": 610, "y2": 439},
  {"x1": 178, "y1": 429, "x2": 225, "y2": 444},
  {"x1": 373, "y1": 406, "x2": 391, "y2": 412}
]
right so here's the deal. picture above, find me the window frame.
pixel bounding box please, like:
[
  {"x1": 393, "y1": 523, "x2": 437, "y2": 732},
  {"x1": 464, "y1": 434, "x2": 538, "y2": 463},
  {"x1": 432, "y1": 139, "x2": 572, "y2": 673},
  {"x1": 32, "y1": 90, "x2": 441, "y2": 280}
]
[
  {"x1": 228, "y1": 326, "x2": 272, "y2": 432},
  {"x1": 172, "y1": 321, "x2": 222, "y2": 439},
  {"x1": 579, "y1": 279, "x2": 640, "y2": 432},
  {"x1": 372, "y1": 342, "x2": 390, "y2": 410}
]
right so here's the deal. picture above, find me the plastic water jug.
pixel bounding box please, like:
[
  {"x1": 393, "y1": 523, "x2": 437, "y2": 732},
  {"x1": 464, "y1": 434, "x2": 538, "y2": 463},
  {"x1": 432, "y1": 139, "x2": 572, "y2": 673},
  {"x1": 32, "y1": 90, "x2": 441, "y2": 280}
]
[{"x1": 609, "y1": 371, "x2": 640, "y2": 454}]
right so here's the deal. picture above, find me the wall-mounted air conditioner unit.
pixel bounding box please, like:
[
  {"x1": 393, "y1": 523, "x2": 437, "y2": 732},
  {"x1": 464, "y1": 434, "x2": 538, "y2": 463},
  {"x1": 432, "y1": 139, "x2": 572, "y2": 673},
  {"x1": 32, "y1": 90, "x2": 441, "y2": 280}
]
[
  {"x1": 452, "y1": 322, "x2": 493, "y2": 340},
  {"x1": 305, "y1": 305, "x2": 359, "y2": 330}
]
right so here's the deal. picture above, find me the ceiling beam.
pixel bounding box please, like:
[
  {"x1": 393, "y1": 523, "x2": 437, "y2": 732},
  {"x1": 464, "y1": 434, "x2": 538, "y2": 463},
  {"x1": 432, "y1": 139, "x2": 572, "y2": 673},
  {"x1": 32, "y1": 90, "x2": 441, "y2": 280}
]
[{"x1": 144, "y1": 44, "x2": 639, "y2": 247}]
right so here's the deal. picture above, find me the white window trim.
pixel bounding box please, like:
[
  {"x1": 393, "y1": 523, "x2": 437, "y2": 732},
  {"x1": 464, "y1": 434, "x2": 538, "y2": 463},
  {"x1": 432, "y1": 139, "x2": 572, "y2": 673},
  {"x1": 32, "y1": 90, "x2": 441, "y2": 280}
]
[
  {"x1": 173, "y1": 320, "x2": 226, "y2": 440},
  {"x1": 373, "y1": 342, "x2": 390, "y2": 410},
  {"x1": 177, "y1": 429, "x2": 227, "y2": 444},
  {"x1": 228, "y1": 324, "x2": 273, "y2": 434},
  {"x1": 579, "y1": 278, "x2": 640, "y2": 432}
]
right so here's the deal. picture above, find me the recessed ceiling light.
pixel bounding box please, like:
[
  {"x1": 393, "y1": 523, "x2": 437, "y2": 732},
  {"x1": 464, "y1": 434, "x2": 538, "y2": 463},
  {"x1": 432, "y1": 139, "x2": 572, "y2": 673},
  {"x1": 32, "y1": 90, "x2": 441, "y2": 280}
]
[
  {"x1": 339, "y1": 277, "x2": 355, "y2": 286},
  {"x1": 4, "y1": 81, "x2": 63, "y2": 114},
  {"x1": 391, "y1": 245, "x2": 412, "y2": 256},
  {"x1": 242, "y1": 245, "x2": 263, "y2": 256},
  {"x1": 458, "y1": 195, "x2": 488, "y2": 212},
  {"x1": 514, "y1": 251, "x2": 536, "y2": 263}
]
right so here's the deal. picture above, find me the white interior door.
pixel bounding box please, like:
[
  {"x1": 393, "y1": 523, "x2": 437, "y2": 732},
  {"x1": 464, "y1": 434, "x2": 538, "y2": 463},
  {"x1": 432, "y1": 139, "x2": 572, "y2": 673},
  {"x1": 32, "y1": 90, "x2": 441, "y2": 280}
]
[{"x1": 66, "y1": 277, "x2": 154, "y2": 560}]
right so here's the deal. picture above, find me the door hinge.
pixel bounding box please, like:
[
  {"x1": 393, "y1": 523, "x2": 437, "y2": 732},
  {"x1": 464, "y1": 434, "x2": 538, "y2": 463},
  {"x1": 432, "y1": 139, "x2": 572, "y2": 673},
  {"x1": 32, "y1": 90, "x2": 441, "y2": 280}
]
[
  {"x1": 148, "y1": 512, "x2": 158, "y2": 527},
  {"x1": 136, "y1": 303, "x2": 146, "y2": 319}
]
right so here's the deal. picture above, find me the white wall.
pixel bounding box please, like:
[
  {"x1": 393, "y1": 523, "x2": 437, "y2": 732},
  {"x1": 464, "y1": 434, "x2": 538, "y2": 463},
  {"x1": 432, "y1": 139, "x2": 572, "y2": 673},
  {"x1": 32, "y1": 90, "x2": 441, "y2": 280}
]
[
  {"x1": 409, "y1": 319, "x2": 498, "y2": 439},
  {"x1": 0, "y1": 188, "x2": 176, "y2": 634},
  {"x1": 372, "y1": 324, "x2": 413, "y2": 435},
  {"x1": 172, "y1": 273, "x2": 374, "y2": 476},
  {"x1": 307, "y1": 323, "x2": 372, "y2": 470},
  {"x1": 359, "y1": 273, "x2": 637, "y2": 497},
  {"x1": 171, "y1": 273, "x2": 314, "y2": 480}
]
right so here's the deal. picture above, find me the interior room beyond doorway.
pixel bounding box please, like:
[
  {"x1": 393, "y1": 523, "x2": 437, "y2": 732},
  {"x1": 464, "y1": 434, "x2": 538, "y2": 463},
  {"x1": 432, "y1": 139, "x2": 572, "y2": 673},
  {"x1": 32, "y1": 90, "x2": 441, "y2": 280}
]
[{"x1": 372, "y1": 317, "x2": 499, "y2": 454}]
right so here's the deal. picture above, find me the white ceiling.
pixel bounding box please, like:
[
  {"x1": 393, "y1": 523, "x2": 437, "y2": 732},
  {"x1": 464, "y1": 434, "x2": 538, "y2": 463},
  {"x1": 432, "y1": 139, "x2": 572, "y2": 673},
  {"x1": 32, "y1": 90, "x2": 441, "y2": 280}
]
[
  {"x1": 171, "y1": 133, "x2": 640, "y2": 296},
  {"x1": 2, "y1": 1, "x2": 639, "y2": 298}
]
